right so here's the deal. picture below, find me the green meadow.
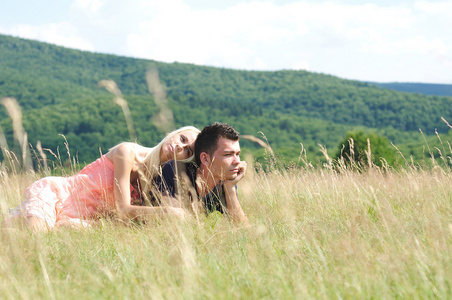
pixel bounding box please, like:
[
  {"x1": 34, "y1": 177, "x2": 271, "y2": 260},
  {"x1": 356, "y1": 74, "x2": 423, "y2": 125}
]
[{"x1": 1, "y1": 156, "x2": 451, "y2": 299}]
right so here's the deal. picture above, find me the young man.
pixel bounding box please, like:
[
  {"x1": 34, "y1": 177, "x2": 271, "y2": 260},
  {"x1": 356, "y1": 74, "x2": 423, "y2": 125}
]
[{"x1": 151, "y1": 123, "x2": 249, "y2": 224}]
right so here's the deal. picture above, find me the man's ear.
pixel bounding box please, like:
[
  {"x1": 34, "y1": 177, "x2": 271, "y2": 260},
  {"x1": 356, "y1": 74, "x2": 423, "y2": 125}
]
[{"x1": 200, "y1": 152, "x2": 211, "y2": 166}]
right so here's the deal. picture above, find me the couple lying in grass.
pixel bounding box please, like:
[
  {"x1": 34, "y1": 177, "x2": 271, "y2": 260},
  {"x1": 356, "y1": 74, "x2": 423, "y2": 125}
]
[{"x1": 4, "y1": 122, "x2": 248, "y2": 231}]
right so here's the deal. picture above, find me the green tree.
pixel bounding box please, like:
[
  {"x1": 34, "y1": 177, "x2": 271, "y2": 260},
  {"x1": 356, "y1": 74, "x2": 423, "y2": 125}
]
[{"x1": 334, "y1": 130, "x2": 397, "y2": 168}]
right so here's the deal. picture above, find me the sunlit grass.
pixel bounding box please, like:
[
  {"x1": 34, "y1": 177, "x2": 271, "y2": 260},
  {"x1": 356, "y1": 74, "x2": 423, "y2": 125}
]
[{"x1": 1, "y1": 160, "x2": 451, "y2": 299}]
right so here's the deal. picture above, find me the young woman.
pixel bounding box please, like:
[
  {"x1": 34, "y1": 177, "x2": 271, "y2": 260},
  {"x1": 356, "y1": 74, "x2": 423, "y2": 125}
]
[{"x1": 4, "y1": 126, "x2": 200, "y2": 231}]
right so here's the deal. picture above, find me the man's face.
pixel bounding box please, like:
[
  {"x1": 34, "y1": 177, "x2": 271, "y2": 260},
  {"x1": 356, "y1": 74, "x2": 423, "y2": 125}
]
[{"x1": 207, "y1": 137, "x2": 241, "y2": 182}]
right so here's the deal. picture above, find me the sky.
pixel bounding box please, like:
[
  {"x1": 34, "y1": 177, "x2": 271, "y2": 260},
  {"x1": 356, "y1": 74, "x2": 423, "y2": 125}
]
[{"x1": 0, "y1": 0, "x2": 451, "y2": 84}]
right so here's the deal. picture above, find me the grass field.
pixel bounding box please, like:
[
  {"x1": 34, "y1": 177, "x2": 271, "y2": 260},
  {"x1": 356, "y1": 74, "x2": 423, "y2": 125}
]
[{"x1": 1, "y1": 160, "x2": 451, "y2": 299}]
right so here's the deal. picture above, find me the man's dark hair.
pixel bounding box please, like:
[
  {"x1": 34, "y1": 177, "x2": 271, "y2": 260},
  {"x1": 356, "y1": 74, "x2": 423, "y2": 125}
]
[{"x1": 194, "y1": 122, "x2": 240, "y2": 166}]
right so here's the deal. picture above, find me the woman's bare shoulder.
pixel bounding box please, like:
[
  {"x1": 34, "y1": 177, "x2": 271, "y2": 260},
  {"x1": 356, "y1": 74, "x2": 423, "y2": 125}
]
[{"x1": 106, "y1": 142, "x2": 138, "y2": 161}]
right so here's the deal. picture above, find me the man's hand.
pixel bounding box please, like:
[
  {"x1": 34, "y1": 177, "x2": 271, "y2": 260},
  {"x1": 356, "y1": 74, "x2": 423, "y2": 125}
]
[
  {"x1": 224, "y1": 161, "x2": 247, "y2": 188},
  {"x1": 223, "y1": 161, "x2": 249, "y2": 225}
]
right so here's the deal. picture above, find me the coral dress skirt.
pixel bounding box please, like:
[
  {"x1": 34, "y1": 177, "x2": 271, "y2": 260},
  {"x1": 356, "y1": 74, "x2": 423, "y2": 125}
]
[{"x1": 10, "y1": 155, "x2": 138, "y2": 228}]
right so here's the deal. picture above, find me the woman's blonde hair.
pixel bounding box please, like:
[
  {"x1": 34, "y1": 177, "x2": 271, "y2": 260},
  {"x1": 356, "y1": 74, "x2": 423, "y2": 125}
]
[{"x1": 139, "y1": 126, "x2": 200, "y2": 200}]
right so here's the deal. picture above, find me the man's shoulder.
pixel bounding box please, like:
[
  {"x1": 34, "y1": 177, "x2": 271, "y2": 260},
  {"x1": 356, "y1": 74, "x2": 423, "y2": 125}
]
[{"x1": 202, "y1": 182, "x2": 227, "y2": 214}]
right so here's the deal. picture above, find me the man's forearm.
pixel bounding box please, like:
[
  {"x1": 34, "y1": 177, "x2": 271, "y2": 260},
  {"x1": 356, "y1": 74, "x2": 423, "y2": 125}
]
[{"x1": 224, "y1": 185, "x2": 249, "y2": 225}]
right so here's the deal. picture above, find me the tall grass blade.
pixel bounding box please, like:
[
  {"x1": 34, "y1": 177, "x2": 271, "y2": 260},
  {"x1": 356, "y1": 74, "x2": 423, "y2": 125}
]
[
  {"x1": 146, "y1": 68, "x2": 175, "y2": 132},
  {"x1": 1, "y1": 97, "x2": 33, "y2": 171},
  {"x1": 98, "y1": 80, "x2": 137, "y2": 141}
]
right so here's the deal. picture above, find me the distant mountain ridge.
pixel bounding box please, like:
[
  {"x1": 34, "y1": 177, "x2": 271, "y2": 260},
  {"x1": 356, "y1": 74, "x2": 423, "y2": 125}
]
[
  {"x1": 1, "y1": 33, "x2": 452, "y2": 164},
  {"x1": 370, "y1": 82, "x2": 452, "y2": 97}
]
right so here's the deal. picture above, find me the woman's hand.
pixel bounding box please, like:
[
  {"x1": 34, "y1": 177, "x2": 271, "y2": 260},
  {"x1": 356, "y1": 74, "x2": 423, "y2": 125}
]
[{"x1": 167, "y1": 207, "x2": 187, "y2": 219}]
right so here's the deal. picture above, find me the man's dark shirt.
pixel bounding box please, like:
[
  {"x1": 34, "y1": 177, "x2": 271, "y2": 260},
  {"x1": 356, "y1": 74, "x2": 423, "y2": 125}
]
[{"x1": 152, "y1": 161, "x2": 227, "y2": 214}]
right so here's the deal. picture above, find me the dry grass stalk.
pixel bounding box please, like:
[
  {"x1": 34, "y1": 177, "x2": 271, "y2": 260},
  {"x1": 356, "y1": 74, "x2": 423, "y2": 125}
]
[
  {"x1": 1, "y1": 97, "x2": 33, "y2": 171},
  {"x1": 36, "y1": 140, "x2": 49, "y2": 173},
  {"x1": 98, "y1": 80, "x2": 137, "y2": 141},
  {"x1": 0, "y1": 125, "x2": 10, "y2": 170},
  {"x1": 1, "y1": 98, "x2": 24, "y2": 146},
  {"x1": 441, "y1": 117, "x2": 452, "y2": 129},
  {"x1": 1, "y1": 149, "x2": 20, "y2": 174},
  {"x1": 319, "y1": 144, "x2": 332, "y2": 169},
  {"x1": 297, "y1": 142, "x2": 313, "y2": 168},
  {"x1": 146, "y1": 68, "x2": 175, "y2": 133},
  {"x1": 0, "y1": 125, "x2": 9, "y2": 152},
  {"x1": 391, "y1": 142, "x2": 409, "y2": 165},
  {"x1": 21, "y1": 132, "x2": 33, "y2": 171},
  {"x1": 419, "y1": 128, "x2": 435, "y2": 164},
  {"x1": 365, "y1": 138, "x2": 372, "y2": 169},
  {"x1": 348, "y1": 137, "x2": 355, "y2": 159},
  {"x1": 241, "y1": 134, "x2": 274, "y2": 155}
]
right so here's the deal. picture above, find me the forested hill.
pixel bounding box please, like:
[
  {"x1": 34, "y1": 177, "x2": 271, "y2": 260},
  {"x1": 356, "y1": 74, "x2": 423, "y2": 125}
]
[{"x1": 1, "y1": 33, "x2": 452, "y2": 164}]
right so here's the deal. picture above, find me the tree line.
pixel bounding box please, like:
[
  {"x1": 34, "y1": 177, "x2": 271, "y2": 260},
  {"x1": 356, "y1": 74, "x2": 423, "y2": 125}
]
[{"x1": 1, "y1": 34, "x2": 452, "y2": 168}]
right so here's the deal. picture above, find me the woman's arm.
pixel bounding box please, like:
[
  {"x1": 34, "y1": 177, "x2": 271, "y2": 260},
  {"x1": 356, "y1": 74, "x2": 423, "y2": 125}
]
[{"x1": 110, "y1": 144, "x2": 185, "y2": 221}]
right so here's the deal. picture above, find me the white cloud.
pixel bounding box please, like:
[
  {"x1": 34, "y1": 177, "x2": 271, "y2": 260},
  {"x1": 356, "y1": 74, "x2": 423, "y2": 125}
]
[
  {"x1": 1, "y1": 0, "x2": 451, "y2": 83},
  {"x1": 125, "y1": 1, "x2": 314, "y2": 69},
  {"x1": 71, "y1": 0, "x2": 105, "y2": 13},
  {"x1": 370, "y1": 36, "x2": 446, "y2": 56},
  {"x1": 415, "y1": 0, "x2": 452, "y2": 15},
  {"x1": 293, "y1": 60, "x2": 310, "y2": 71},
  {"x1": 123, "y1": 1, "x2": 426, "y2": 72}
]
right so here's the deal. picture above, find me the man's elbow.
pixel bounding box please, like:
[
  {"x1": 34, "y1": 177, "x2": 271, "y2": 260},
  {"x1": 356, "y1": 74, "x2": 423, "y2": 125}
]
[
  {"x1": 116, "y1": 202, "x2": 134, "y2": 220},
  {"x1": 228, "y1": 210, "x2": 249, "y2": 226}
]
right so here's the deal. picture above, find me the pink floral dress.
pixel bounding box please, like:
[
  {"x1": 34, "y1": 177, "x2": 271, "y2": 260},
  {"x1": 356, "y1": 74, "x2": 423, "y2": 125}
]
[{"x1": 10, "y1": 155, "x2": 139, "y2": 228}]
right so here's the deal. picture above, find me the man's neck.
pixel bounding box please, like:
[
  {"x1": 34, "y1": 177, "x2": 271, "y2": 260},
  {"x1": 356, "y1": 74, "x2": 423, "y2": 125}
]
[{"x1": 196, "y1": 166, "x2": 220, "y2": 197}]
